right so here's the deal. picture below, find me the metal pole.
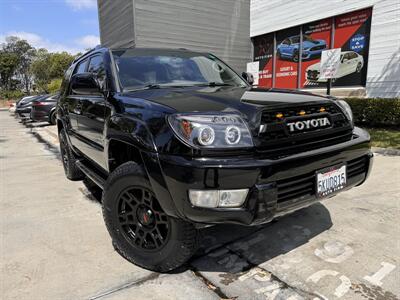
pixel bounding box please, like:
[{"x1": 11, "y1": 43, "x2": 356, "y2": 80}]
[
  {"x1": 272, "y1": 32, "x2": 276, "y2": 88},
  {"x1": 298, "y1": 25, "x2": 303, "y2": 89},
  {"x1": 327, "y1": 78, "x2": 331, "y2": 95},
  {"x1": 328, "y1": 17, "x2": 335, "y2": 96}
]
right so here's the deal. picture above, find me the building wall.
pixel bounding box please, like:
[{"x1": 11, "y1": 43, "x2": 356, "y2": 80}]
[
  {"x1": 250, "y1": 0, "x2": 400, "y2": 98},
  {"x1": 98, "y1": 0, "x2": 135, "y2": 48},
  {"x1": 98, "y1": 0, "x2": 251, "y2": 73}
]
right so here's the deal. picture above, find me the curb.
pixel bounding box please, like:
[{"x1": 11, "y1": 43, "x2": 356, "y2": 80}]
[{"x1": 372, "y1": 147, "x2": 400, "y2": 156}]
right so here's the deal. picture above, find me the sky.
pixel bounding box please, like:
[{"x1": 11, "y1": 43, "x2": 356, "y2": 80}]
[{"x1": 0, "y1": 0, "x2": 100, "y2": 54}]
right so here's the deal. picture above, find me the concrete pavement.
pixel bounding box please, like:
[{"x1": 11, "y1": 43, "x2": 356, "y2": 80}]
[{"x1": 1, "y1": 111, "x2": 399, "y2": 300}]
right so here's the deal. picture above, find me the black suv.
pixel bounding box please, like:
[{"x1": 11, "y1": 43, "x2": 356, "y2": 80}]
[{"x1": 57, "y1": 46, "x2": 372, "y2": 272}]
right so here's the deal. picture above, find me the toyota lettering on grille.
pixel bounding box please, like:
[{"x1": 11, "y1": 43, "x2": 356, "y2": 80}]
[{"x1": 287, "y1": 117, "x2": 331, "y2": 133}]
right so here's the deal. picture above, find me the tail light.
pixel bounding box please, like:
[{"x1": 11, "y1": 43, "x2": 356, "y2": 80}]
[{"x1": 32, "y1": 101, "x2": 47, "y2": 106}]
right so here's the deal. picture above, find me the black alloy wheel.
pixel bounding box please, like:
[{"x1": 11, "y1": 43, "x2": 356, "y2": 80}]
[
  {"x1": 117, "y1": 186, "x2": 170, "y2": 251},
  {"x1": 102, "y1": 162, "x2": 198, "y2": 272}
]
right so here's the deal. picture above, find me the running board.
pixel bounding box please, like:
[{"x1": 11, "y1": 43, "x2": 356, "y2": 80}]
[{"x1": 76, "y1": 160, "x2": 106, "y2": 190}]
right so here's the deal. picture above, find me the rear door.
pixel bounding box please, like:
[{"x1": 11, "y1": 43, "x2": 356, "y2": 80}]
[
  {"x1": 67, "y1": 59, "x2": 88, "y2": 133},
  {"x1": 78, "y1": 54, "x2": 107, "y2": 145}
]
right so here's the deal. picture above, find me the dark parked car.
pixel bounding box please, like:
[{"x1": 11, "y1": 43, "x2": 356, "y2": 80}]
[
  {"x1": 31, "y1": 94, "x2": 59, "y2": 125},
  {"x1": 15, "y1": 94, "x2": 49, "y2": 119},
  {"x1": 57, "y1": 46, "x2": 372, "y2": 272}
]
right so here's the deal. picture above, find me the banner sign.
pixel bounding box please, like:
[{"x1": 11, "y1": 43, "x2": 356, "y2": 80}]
[
  {"x1": 253, "y1": 33, "x2": 274, "y2": 87},
  {"x1": 252, "y1": 7, "x2": 372, "y2": 89},
  {"x1": 274, "y1": 26, "x2": 300, "y2": 89},
  {"x1": 301, "y1": 18, "x2": 332, "y2": 88}
]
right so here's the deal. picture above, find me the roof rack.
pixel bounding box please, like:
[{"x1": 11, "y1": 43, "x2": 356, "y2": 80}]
[{"x1": 73, "y1": 45, "x2": 103, "y2": 63}]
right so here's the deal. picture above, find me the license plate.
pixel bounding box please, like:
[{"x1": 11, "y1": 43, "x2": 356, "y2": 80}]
[{"x1": 316, "y1": 165, "x2": 347, "y2": 198}]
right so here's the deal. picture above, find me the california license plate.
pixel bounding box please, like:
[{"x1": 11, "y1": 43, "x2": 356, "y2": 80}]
[{"x1": 316, "y1": 165, "x2": 347, "y2": 198}]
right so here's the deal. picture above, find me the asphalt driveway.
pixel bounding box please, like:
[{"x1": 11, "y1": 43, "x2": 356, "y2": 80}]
[{"x1": 1, "y1": 111, "x2": 399, "y2": 300}]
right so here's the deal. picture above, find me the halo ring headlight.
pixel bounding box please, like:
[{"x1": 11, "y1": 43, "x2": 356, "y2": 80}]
[
  {"x1": 225, "y1": 125, "x2": 241, "y2": 145},
  {"x1": 197, "y1": 126, "x2": 215, "y2": 146}
]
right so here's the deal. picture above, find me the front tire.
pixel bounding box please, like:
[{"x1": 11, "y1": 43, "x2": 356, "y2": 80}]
[
  {"x1": 59, "y1": 128, "x2": 84, "y2": 181},
  {"x1": 102, "y1": 162, "x2": 198, "y2": 272},
  {"x1": 356, "y1": 62, "x2": 362, "y2": 73},
  {"x1": 293, "y1": 50, "x2": 299, "y2": 62}
]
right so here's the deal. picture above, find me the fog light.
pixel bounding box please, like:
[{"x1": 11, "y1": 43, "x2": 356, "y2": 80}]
[{"x1": 189, "y1": 189, "x2": 249, "y2": 208}]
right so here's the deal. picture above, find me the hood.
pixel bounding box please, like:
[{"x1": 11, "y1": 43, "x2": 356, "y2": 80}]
[
  {"x1": 303, "y1": 40, "x2": 325, "y2": 48},
  {"x1": 121, "y1": 86, "x2": 332, "y2": 115},
  {"x1": 306, "y1": 62, "x2": 320, "y2": 71}
]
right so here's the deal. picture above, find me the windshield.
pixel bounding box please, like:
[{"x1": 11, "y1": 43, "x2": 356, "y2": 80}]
[{"x1": 112, "y1": 49, "x2": 248, "y2": 91}]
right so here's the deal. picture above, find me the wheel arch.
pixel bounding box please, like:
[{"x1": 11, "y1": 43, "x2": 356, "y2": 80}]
[{"x1": 106, "y1": 117, "x2": 181, "y2": 218}]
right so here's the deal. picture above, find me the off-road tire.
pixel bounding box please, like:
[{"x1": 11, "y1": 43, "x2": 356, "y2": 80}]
[
  {"x1": 102, "y1": 162, "x2": 198, "y2": 272},
  {"x1": 59, "y1": 128, "x2": 84, "y2": 181}
]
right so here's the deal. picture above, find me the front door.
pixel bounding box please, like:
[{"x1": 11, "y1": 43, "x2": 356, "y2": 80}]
[{"x1": 76, "y1": 54, "x2": 110, "y2": 169}]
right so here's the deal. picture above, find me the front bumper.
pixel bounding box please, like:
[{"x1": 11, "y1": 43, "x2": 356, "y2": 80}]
[{"x1": 147, "y1": 127, "x2": 372, "y2": 226}]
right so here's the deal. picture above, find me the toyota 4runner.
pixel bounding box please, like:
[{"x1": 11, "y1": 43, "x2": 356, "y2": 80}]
[{"x1": 56, "y1": 46, "x2": 372, "y2": 272}]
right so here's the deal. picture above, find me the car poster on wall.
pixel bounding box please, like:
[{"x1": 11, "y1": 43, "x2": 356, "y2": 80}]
[
  {"x1": 274, "y1": 26, "x2": 300, "y2": 89},
  {"x1": 253, "y1": 33, "x2": 274, "y2": 87},
  {"x1": 301, "y1": 18, "x2": 332, "y2": 88},
  {"x1": 332, "y1": 8, "x2": 372, "y2": 87},
  {"x1": 252, "y1": 8, "x2": 372, "y2": 89}
]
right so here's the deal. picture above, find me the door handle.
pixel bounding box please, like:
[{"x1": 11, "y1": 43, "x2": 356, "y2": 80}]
[{"x1": 73, "y1": 102, "x2": 82, "y2": 115}]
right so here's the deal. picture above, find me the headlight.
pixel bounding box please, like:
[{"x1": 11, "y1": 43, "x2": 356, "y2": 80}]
[
  {"x1": 168, "y1": 114, "x2": 253, "y2": 148},
  {"x1": 336, "y1": 100, "x2": 354, "y2": 125}
]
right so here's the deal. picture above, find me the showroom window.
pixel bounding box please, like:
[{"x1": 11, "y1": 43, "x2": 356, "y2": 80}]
[{"x1": 251, "y1": 7, "x2": 372, "y2": 89}]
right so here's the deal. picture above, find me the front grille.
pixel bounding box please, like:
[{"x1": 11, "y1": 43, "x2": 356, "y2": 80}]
[
  {"x1": 258, "y1": 103, "x2": 352, "y2": 157},
  {"x1": 307, "y1": 70, "x2": 319, "y2": 79},
  {"x1": 276, "y1": 155, "x2": 369, "y2": 203}
]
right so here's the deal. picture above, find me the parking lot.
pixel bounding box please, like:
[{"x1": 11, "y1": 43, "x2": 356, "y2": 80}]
[{"x1": 1, "y1": 110, "x2": 399, "y2": 300}]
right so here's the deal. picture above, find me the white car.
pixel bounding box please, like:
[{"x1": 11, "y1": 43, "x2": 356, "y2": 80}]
[{"x1": 306, "y1": 51, "x2": 364, "y2": 82}]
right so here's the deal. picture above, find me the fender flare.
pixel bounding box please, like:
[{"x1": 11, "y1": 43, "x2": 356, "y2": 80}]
[{"x1": 106, "y1": 115, "x2": 182, "y2": 218}]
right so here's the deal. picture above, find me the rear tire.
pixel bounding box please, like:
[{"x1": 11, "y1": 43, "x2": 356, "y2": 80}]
[
  {"x1": 49, "y1": 111, "x2": 56, "y2": 125},
  {"x1": 59, "y1": 128, "x2": 84, "y2": 181},
  {"x1": 102, "y1": 162, "x2": 198, "y2": 272}
]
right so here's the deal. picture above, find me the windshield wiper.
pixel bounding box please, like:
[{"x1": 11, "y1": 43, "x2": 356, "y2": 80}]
[
  {"x1": 195, "y1": 82, "x2": 235, "y2": 87},
  {"x1": 124, "y1": 84, "x2": 161, "y2": 92}
]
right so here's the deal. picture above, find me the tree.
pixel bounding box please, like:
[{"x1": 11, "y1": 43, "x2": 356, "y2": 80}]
[
  {"x1": 49, "y1": 52, "x2": 75, "y2": 79},
  {"x1": 47, "y1": 78, "x2": 62, "y2": 94},
  {"x1": 0, "y1": 51, "x2": 19, "y2": 90},
  {"x1": 30, "y1": 49, "x2": 76, "y2": 93},
  {"x1": 2, "y1": 36, "x2": 36, "y2": 93}
]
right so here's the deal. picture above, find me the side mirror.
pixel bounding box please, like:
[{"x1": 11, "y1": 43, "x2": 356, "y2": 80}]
[
  {"x1": 70, "y1": 73, "x2": 102, "y2": 95},
  {"x1": 242, "y1": 72, "x2": 254, "y2": 85}
]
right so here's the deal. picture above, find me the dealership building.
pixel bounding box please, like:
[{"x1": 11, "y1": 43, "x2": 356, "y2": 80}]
[{"x1": 98, "y1": 0, "x2": 399, "y2": 98}]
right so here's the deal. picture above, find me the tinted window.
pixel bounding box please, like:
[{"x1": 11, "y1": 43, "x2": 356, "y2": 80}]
[
  {"x1": 74, "y1": 60, "x2": 87, "y2": 75},
  {"x1": 88, "y1": 55, "x2": 106, "y2": 85}
]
